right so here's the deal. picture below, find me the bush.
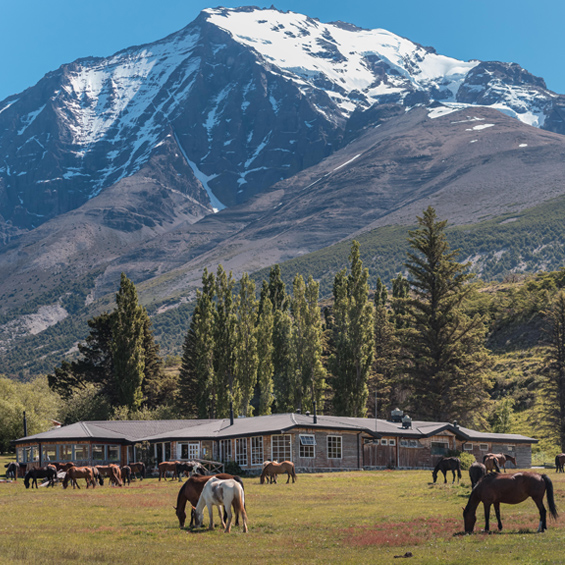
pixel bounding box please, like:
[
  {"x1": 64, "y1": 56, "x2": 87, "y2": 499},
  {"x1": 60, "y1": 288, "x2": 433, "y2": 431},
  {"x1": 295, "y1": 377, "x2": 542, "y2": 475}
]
[
  {"x1": 223, "y1": 461, "x2": 244, "y2": 476},
  {"x1": 447, "y1": 449, "x2": 476, "y2": 470}
]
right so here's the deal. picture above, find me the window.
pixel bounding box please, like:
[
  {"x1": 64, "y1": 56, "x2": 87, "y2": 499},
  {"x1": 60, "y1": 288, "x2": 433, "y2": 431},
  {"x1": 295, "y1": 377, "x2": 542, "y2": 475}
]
[
  {"x1": 327, "y1": 436, "x2": 342, "y2": 459},
  {"x1": 400, "y1": 439, "x2": 419, "y2": 448},
  {"x1": 299, "y1": 435, "x2": 316, "y2": 458},
  {"x1": 272, "y1": 434, "x2": 292, "y2": 461},
  {"x1": 180, "y1": 442, "x2": 200, "y2": 460},
  {"x1": 16, "y1": 447, "x2": 23, "y2": 463},
  {"x1": 388, "y1": 439, "x2": 396, "y2": 447},
  {"x1": 42, "y1": 445, "x2": 57, "y2": 462},
  {"x1": 506, "y1": 445, "x2": 515, "y2": 452},
  {"x1": 219, "y1": 439, "x2": 232, "y2": 463},
  {"x1": 107, "y1": 445, "x2": 120, "y2": 462},
  {"x1": 235, "y1": 438, "x2": 248, "y2": 466},
  {"x1": 251, "y1": 437, "x2": 264, "y2": 465},
  {"x1": 93, "y1": 445, "x2": 105, "y2": 461},
  {"x1": 431, "y1": 442, "x2": 448, "y2": 456},
  {"x1": 380, "y1": 439, "x2": 388, "y2": 446},
  {"x1": 74, "y1": 445, "x2": 88, "y2": 460},
  {"x1": 463, "y1": 443, "x2": 474, "y2": 451},
  {"x1": 60, "y1": 444, "x2": 73, "y2": 461},
  {"x1": 479, "y1": 444, "x2": 489, "y2": 452}
]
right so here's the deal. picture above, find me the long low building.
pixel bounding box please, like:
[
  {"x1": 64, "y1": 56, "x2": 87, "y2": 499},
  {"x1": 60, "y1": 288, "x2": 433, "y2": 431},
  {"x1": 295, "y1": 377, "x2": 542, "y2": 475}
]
[{"x1": 13, "y1": 410, "x2": 537, "y2": 472}]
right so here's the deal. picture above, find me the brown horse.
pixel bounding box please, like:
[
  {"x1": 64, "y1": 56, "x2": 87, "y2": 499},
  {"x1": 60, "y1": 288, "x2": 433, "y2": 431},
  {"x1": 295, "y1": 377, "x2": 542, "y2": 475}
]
[
  {"x1": 483, "y1": 453, "x2": 517, "y2": 472},
  {"x1": 260, "y1": 461, "x2": 296, "y2": 484},
  {"x1": 469, "y1": 462, "x2": 487, "y2": 488},
  {"x1": 55, "y1": 462, "x2": 75, "y2": 472},
  {"x1": 174, "y1": 473, "x2": 244, "y2": 529},
  {"x1": 159, "y1": 461, "x2": 180, "y2": 481},
  {"x1": 62, "y1": 466, "x2": 96, "y2": 489},
  {"x1": 484, "y1": 455, "x2": 502, "y2": 473},
  {"x1": 555, "y1": 454, "x2": 565, "y2": 473},
  {"x1": 121, "y1": 466, "x2": 131, "y2": 485},
  {"x1": 463, "y1": 472, "x2": 558, "y2": 533},
  {"x1": 129, "y1": 461, "x2": 146, "y2": 480},
  {"x1": 432, "y1": 457, "x2": 462, "y2": 484},
  {"x1": 95, "y1": 464, "x2": 123, "y2": 486}
]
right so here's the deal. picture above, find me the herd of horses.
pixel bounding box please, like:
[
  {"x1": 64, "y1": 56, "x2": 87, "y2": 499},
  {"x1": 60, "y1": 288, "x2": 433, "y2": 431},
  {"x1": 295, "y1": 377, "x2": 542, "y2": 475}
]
[{"x1": 5, "y1": 451, "x2": 565, "y2": 535}]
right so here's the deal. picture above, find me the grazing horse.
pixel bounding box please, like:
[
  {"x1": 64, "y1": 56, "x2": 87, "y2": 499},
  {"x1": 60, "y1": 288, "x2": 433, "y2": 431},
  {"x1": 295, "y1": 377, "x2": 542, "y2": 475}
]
[
  {"x1": 194, "y1": 477, "x2": 248, "y2": 533},
  {"x1": 158, "y1": 461, "x2": 180, "y2": 481},
  {"x1": 176, "y1": 461, "x2": 207, "y2": 481},
  {"x1": 95, "y1": 464, "x2": 123, "y2": 486},
  {"x1": 555, "y1": 454, "x2": 565, "y2": 473},
  {"x1": 432, "y1": 457, "x2": 462, "y2": 484},
  {"x1": 5, "y1": 462, "x2": 19, "y2": 480},
  {"x1": 484, "y1": 455, "x2": 502, "y2": 474},
  {"x1": 463, "y1": 472, "x2": 558, "y2": 533},
  {"x1": 129, "y1": 462, "x2": 146, "y2": 480},
  {"x1": 24, "y1": 466, "x2": 57, "y2": 489},
  {"x1": 174, "y1": 473, "x2": 244, "y2": 529},
  {"x1": 483, "y1": 453, "x2": 517, "y2": 473},
  {"x1": 63, "y1": 466, "x2": 96, "y2": 489},
  {"x1": 469, "y1": 462, "x2": 487, "y2": 488},
  {"x1": 121, "y1": 466, "x2": 131, "y2": 486},
  {"x1": 91, "y1": 467, "x2": 104, "y2": 486},
  {"x1": 261, "y1": 460, "x2": 278, "y2": 484},
  {"x1": 260, "y1": 461, "x2": 296, "y2": 484},
  {"x1": 55, "y1": 462, "x2": 75, "y2": 472}
]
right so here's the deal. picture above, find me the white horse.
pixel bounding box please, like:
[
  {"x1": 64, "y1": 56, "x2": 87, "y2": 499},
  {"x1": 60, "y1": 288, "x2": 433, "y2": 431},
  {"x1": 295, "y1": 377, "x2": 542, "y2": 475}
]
[{"x1": 194, "y1": 477, "x2": 248, "y2": 533}]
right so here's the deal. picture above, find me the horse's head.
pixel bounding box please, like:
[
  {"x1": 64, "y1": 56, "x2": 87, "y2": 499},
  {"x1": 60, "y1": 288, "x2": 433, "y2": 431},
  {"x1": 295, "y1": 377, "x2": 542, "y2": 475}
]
[
  {"x1": 62, "y1": 473, "x2": 70, "y2": 489},
  {"x1": 175, "y1": 505, "x2": 186, "y2": 529},
  {"x1": 463, "y1": 505, "x2": 476, "y2": 533},
  {"x1": 432, "y1": 469, "x2": 438, "y2": 483},
  {"x1": 192, "y1": 506, "x2": 203, "y2": 528},
  {"x1": 24, "y1": 473, "x2": 30, "y2": 489}
]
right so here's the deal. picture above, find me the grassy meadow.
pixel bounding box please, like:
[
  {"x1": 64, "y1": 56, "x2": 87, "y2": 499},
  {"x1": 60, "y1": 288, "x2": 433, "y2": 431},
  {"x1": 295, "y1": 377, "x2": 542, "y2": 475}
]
[{"x1": 1, "y1": 456, "x2": 565, "y2": 565}]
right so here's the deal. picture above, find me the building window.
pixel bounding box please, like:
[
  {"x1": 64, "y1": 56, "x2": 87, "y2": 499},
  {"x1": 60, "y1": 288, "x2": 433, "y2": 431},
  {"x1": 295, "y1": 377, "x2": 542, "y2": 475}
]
[
  {"x1": 272, "y1": 434, "x2": 292, "y2": 461},
  {"x1": 463, "y1": 443, "x2": 474, "y2": 451},
  {"x1": 219, "y1": 439, "x2": 232, "y2": 463},
  {"x1": 251, "y1": 437, "x2": 264, "y2": 465},
  {"x1": 506, "y1": 445, "x2": 515, "y2": 452},
  {"x1": 431, "y1": 442, "x2": 448, "y2": 456},
  {"x1": 388, "y1": 439, "x2": 396, "y2": 447},
  {"x1": 60, "y1": 444, "x2": 73, "y2": 461},
  {"x1": 180, "y1": 442, "x2": 200, "y2": 460},
  {"x1": 74, "y1": 445, "x2": 88, "y2": 461},
  {"x1": 107, "y1": 445, "x2": 120, "y2": 462},
  {"x1": 16, "y1": 447, "x2": 23, "y2": 463},
  {"x1": 299, "y1": 434, "x2": 316, "y2": 458},
  {"x1": 380, "y1": 439, "x2": 388, "y2": 446},
  {"x1": 93, "y1": 445, "x2": 105, "y2": 461},
  {"x1": 400, "y1": 439, "x2": 420, "y2": 448},
  {"x1": 42, "y1": 445, "x2": 57, "y2": 462},
  {"x1": 327, "y1": 436, "x2": 342, "y2": 459},
  {"x1": 235, "y1": 438, "x2": 248, "y2": 466},
  {"x1": 479, "y1": 444, "x2": 489, "y2": 452}
]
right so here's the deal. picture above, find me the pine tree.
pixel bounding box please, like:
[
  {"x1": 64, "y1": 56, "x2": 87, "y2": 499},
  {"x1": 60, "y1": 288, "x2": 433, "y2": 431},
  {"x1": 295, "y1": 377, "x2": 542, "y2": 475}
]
[
  {"x1": 141, "y1": 314, "x2": 171, "y2": 408},
  {"x1": 111, "y1": 273, "x2": 146, "y2": 410},
  {"x1": 233, "y1": 273, "x2": 259, "y2": 416},
  {"x1": 403, "y1": 207, "x2": 491, "y2": 423},
  {"x1": 256, "y1": 294, "x2": 275, "y2": 415}
]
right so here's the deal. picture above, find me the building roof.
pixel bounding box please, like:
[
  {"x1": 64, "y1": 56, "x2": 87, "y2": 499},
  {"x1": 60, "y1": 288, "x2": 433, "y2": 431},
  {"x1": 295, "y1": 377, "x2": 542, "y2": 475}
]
[{"x1": 14, "y1": 414, "x2": 537, "y2": 445}]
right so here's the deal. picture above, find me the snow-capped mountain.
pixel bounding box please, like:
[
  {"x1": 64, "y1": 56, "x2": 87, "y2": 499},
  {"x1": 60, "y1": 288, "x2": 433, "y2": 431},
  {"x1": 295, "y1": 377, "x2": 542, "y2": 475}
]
[{"x1": 1, "y1": 5, "x2": 564, "y2": 238}]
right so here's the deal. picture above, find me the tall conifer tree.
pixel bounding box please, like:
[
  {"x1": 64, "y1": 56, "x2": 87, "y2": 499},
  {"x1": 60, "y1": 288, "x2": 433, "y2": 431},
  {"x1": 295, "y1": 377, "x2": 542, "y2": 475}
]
[{"x1": 256, "y1": 294, "x2": 275, "y2": 415}]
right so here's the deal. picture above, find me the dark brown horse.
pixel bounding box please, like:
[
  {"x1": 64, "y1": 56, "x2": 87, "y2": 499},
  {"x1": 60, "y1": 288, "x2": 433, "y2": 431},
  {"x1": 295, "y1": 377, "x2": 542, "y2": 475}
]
[
  {"x1": 555, "y1": 454, "x2": 565, "y2": 473},
  {"x1": 24, "y1": 466, "x2": 57, "y2": 489},
  {"x1": 158, "y1": 461, "x2": 180, "y2": 481},
  {"x1": 129, "y1": 462, "x2": 146, "y2": 480},
  {"x1": 5, "y1": 462, "x2": 19, "y2": 480},
  {"x1": 469, "y1": 462, "x2": 487, "y2": 488},
  {"x1": 121, "y1": 466, "x2": 131, "y2": 485},
  {"x1": 483, "y1": 453, "x2": 517, "y2": 472},
  {"x1": 463, "y1": 472, "x2": 558, "y2": 533},
  {"x1": 432, "y1": 457, "x2": 462, "y2": 484},
  {"x1": 174, "y1": 473, "x2": 244, "y2": 529}
]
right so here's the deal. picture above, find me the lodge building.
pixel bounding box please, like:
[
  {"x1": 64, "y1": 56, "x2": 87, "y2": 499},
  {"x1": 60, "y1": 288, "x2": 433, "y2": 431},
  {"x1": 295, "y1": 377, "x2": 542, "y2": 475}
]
[{"x1": 13, "y1": 410, "x2": 537, "y2": 473}]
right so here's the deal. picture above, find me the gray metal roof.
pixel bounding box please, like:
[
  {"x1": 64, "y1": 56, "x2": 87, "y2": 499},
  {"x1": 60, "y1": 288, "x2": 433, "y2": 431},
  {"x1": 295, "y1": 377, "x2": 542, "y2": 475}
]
[{"x1": 15, "y1": 414, "x2": 537, "y2": 444}]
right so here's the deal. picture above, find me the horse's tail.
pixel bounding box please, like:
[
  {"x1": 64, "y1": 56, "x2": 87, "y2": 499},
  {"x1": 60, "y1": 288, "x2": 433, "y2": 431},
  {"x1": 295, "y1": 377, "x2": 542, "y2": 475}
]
[
  {"x1": 260, "y1": 468, "x2": 266, "y2": 484},
  {"x1": 232, "y1": 485, "x2": 248, "y2": 532},
  {"x1": 542, "y1": 475, "x2": 558, "y2": 520},
  {"x1": 457, "y1": 459, "x2": 462, "y2": 479},
  {"x1": 556, "y1": 455, "x2": 560, "y2": 472},
  {"x1": 482, "y1": 454, "x2": 487, "y2": 463},
  {"x1": 291, "y1": 464, "x2": 297, "y2": 481}
]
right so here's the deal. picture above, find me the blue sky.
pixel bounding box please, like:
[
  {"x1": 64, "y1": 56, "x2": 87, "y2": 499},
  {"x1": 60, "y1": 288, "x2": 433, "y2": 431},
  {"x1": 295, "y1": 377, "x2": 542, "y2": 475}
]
[{"x1": 1, "y1": 0, "x2": 563, "y2": 101}]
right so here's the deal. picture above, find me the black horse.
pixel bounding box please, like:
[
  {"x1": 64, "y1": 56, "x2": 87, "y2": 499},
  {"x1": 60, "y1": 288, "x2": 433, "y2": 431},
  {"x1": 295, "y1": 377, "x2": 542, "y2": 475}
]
[
  {"x1": 5, "y1": 462, "x2": 19, "y2": 481},
  {"x1": 469, "y1": 461, "x2": 487, "y2": 488},
  {"x1": 432, "y1": 457, "x2": 462, "y2": 484},
  {"x1": 176, "y1": 461, "x2": 207, "y2": 481},
  {"x1": 24, "y1": 466, "x2": 57, "y2": 489}
]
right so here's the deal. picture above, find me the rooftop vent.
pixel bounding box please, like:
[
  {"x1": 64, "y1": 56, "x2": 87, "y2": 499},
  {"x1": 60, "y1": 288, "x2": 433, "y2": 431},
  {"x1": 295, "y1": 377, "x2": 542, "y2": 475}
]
[
  {"x1": 296, "y1": 408, "x2": 301, "y2": 414},
  {"x1": 305, "y1": 411, "x2": 310, "y2": 416},
  {"x1": 390, "y1": 407, "x2": 404, "y2": 423},
  {"x1": 402, "y1": 414, "x2": 412, "y2": 429}
]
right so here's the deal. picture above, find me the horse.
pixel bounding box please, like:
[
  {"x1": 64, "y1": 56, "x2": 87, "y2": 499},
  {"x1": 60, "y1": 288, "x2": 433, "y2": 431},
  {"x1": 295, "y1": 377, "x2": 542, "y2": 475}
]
[
  {"x1": 158, "y1": 461, "x2": 180, "y2": 481},
  {"x1": 261, "y1": 460, "x2": 278, "y2": 484},
  {"x1": 469, "y1": 462, "x2": 487, "y2": 488},
  {"x1": 121, "y1": 465, "x2": 131, "y2": 486},
  {"x1": 483, "y1": 452, "x2": 517, "y2": 473},
  {"x1": 62, "y1": 466, "x2": 96, "y2": 489},
  {"x1": 5, "y1": 462, "x2": 19, "y2": 480},
  {"x1": 174, "y1": 473, "x2": 244, "y2": 529},
  {"x1": 129, "y1": 461, "x2": 146, "y2": 480},
  {"x1": 260, "y1": 461, "x2": 296, "y2": 484},
  {"x1": 463, "y1": 472, "x2": 558, "y2": 533},
  {"x1": 484, "y1": 455, "x2": 502, "y2": 473},
  {"x1": 194, "y1": 477, "x2": 248, "y2": 533},
  {"x1": 91, "y1": 466, "x2": 104, "y2": 486},
  {"x1": 54, "y1": 462, "x2": 75, "y2": 472},
  {"x1": 555, "y1": 454, "x2": 565, "y2": 473},
  {"x1": 432, "y1": 457, "x2": 462, "y2": 484},
  {"x1": 176, "y1": 461, "x2": 207, "y2": 481},
  {"x1": 95, "y1": 464, "x2": 123, "y2": 486},
  {"x1": 23, "y1": 466, "x2": 57, "y2": 489}
]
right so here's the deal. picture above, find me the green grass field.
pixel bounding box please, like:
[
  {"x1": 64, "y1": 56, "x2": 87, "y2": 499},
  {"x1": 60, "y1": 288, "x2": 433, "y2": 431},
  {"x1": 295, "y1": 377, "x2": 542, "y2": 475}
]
[{"x1": 1, "y1": 456, "x2": 565, "y2": 564}]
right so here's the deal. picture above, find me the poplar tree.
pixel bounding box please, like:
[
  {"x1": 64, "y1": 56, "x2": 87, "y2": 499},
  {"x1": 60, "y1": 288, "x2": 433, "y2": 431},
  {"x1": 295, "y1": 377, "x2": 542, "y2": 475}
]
[
  {"x1": 268, "y1": 264, "x2": 288, "y2": 311},
  {"x1": 330, "y1": 241, "x2": 374, "y2": 416},
  {"x1": 404, "y1": 207, "x2": 491, "y2": 423},
  {"x1": 272, "y1": 308, "x2": 296, "y2": 412},
  {"x1": 233, "y1": 273, "x2": 259, "y2": 416},
  {"x1": 112, "y1": 273, "x2": 146, "y2": 410},
  {"x1": 256, "y1": 294, "x2": 275, "y2": 415}
]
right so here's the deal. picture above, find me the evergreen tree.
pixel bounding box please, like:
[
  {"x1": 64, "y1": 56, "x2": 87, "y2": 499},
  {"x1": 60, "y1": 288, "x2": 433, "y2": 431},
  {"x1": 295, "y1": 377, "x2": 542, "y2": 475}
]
[
  {"x1": 272, "y1": 308, "x2": 296, "y2": 412},
  {"x1": 291, "y1": 274, "x2": 326, "y2": 412},
  {"x1": 391, "y1": 273, "x2": 410, "y2": 329},
  {"x1": 403, "y1": 207, "x2": 491, "y2": 423},
  {"x1": 141, "y1": 314, "x2": 171, "y2": 408},
  {"x1": 268, "y1": 264, "x2": 288, "y2": 311},
  {"x1": 256, "y1": 295, "x2": 275, "y2": 415},
  {"x1": 330, "y1": 242, "x2": 374, "y2": 416},
  {"x1": 112, "y1": 273, "x2": 146, "y2": 410},
  {"x1": 233, "y1": 273, "x2": 259, "y2": 416},
  {"x1": 178, "y1": 269, "x2": 216, "y2": 418}
]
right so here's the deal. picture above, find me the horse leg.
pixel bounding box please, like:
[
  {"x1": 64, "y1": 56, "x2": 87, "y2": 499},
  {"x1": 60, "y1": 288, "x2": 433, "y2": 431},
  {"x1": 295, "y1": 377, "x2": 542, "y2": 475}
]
[
  {"x1": 452, "y1": 469, "x2": 456, "y2": 484},
  {"x1": 483, "y1": 503, "x2": 491, "y2": 532},
  {"x1": 443, "y1": 470, "x2": 447, "y2": 484},
  {"x1": 224, "y1": 506, "x2": 233, "y2": 533},
  {"x1": 534, "y1": 498, "x2": 547, "y2": 532},
  {"x1": 286, "y1": 471, "x2": 291, "y2": 484},
  {"x1": 494, "y1": 502, "x2": 503, "y2": 531}
]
